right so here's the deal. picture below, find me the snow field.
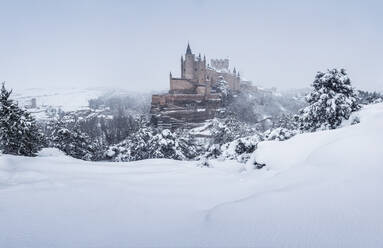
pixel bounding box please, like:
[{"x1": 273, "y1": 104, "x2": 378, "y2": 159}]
[{"x1": 1, "y1": 103, "x2": 383, "y2": 247}]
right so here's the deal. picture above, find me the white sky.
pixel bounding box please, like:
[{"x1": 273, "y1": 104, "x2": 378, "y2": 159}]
[{"x1": 1, "y1": 0, "x2": 382, "y2": 92}]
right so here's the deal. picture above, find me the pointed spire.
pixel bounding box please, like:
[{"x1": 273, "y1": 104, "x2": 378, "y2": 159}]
[
  {"x1": 203, "y1": 55, "x2": 206, "y2": 61},
  {"x1": 169, "y1": 71, "x2": 172, "y2": 78},
  {"x1": 237, "y1": 71, "x2": 240, "y2": 77},
  {"x1": 233, "y1": 67, "x2": 237, "y2": 74},
  {"x1": 186, "y1": 42, "x2": 192, "y2": 55}
]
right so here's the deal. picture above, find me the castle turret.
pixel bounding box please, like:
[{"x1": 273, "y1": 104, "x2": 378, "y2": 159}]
[
  {"x1": 186, "y1": 43, "x2": 192, "y2": 55},
  {"x1": 184, "y1": 43, "x2": 195, "y2": 80}
]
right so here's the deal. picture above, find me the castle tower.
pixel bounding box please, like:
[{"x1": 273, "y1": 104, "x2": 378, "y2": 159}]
[{"x1": 184, "y1": 43, "x2": 195, "y2": 80}]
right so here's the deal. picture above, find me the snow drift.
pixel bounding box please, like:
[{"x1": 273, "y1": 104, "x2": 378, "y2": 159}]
[{"x1": 1, "y1": 103, "x2": 383, "y2": 247}]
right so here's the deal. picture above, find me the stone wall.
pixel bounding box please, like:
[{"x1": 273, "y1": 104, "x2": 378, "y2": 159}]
[
  {"x1": 169, "y1": 78, "x2": 195, "y2": 93},
  {"x1": 152, "y1": 93, "x2": 221, "y2": 106}
]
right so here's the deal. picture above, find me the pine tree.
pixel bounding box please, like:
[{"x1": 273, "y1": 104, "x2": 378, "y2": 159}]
[
  {"x1": 298, "y1": 69, "x2": 360, "y2": 132},
  {"x1": 0, "y1": 83, "x2": 44, "y2": 156},
  {"x1": 49, "y1": 120, "x2": 103, "y2": 161}
]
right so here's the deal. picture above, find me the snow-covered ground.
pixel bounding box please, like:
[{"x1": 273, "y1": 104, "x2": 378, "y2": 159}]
[{"x1": 1, "y1": 103, "x2": 383, "y2": 247}]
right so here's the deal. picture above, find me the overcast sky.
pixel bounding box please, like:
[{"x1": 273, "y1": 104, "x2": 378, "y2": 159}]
[{"x1": 1, "y1": 0, "x2": 382, "y2": 92}]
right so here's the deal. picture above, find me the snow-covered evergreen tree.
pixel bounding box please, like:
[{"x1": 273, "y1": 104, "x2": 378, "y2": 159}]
[
  {"x1": 274, "y1": 113, "x2": 299, "y2": 130},
  {"x1": 48, "y1": 120, "x2": 104, "y2": 161},
  {"x1": 358, "y1": 90, "x2": 383, "y2": 105},
  {"x1": 214, "y1": 76, "x2": 230, "y2": 96},
  {"x1": 213, "y1": 76, "x2": 233, "y2": 105},
  {"x1": 208, "y1": 117, "x2": 257, "y2": 145},
  {"x1": 0, "y1": 83, "x2": 44, "y2": 156},
  {"x1": 210, "y1": 118, "x2": 235, "y2": 144},
  {"x1": 106, "y1": 127, "x2": 199, "y2": 162},
  {"x1": 203, "y1": 135, "x2": 261, "y2": 163},
  {"x1": 299, "y1": 68, "x2": 360, "y2": 132},
  {"x1": 264, "y1": 127, "x2": 297, "y2": 141},
  {"x1": 106, "y1": 125, "x2": 155, "y2": 161}
]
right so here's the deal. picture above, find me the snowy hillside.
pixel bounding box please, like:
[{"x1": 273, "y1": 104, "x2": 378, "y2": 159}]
[
  {"x1": 1, "y1": 103, "x2": 383, "y2": 247},
  {"x1": 12, "y1": 87, "x2": 152, "y2": 121},
  {"x1": 13, "y1": 87, "x2": 106, "y2": 111},
  {"x1": 13, "y1": 87, "x2": 154, "y2": 112}
]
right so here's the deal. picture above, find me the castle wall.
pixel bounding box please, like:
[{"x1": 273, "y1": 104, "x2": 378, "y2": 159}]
[
  {"x1": 170, "y1": 78, "x2": 195, "y2": 93},
  {"x1": 206, "y1": 69, "x2": 218, "y2": 84},
  {"x1": 206, "y1": 68, "x2": 240, "y2": 91},
  {"x1": 222, "y1": 73, "x2": 240, "y2": 91},
  {"x1": 196, "y1": 86, "x2": 207, "y2": 95},
  {"x1": 152, "y1": 93, "x2": 221, "y2": 106}
]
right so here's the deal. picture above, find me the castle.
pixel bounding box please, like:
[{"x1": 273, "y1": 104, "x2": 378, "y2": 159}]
[
  {"x1": 169, "y1": 43, "x2": 240, "y2": 94},
  {"x1": 151, "y1": 44, "x2": 241, "y2": 128}
]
